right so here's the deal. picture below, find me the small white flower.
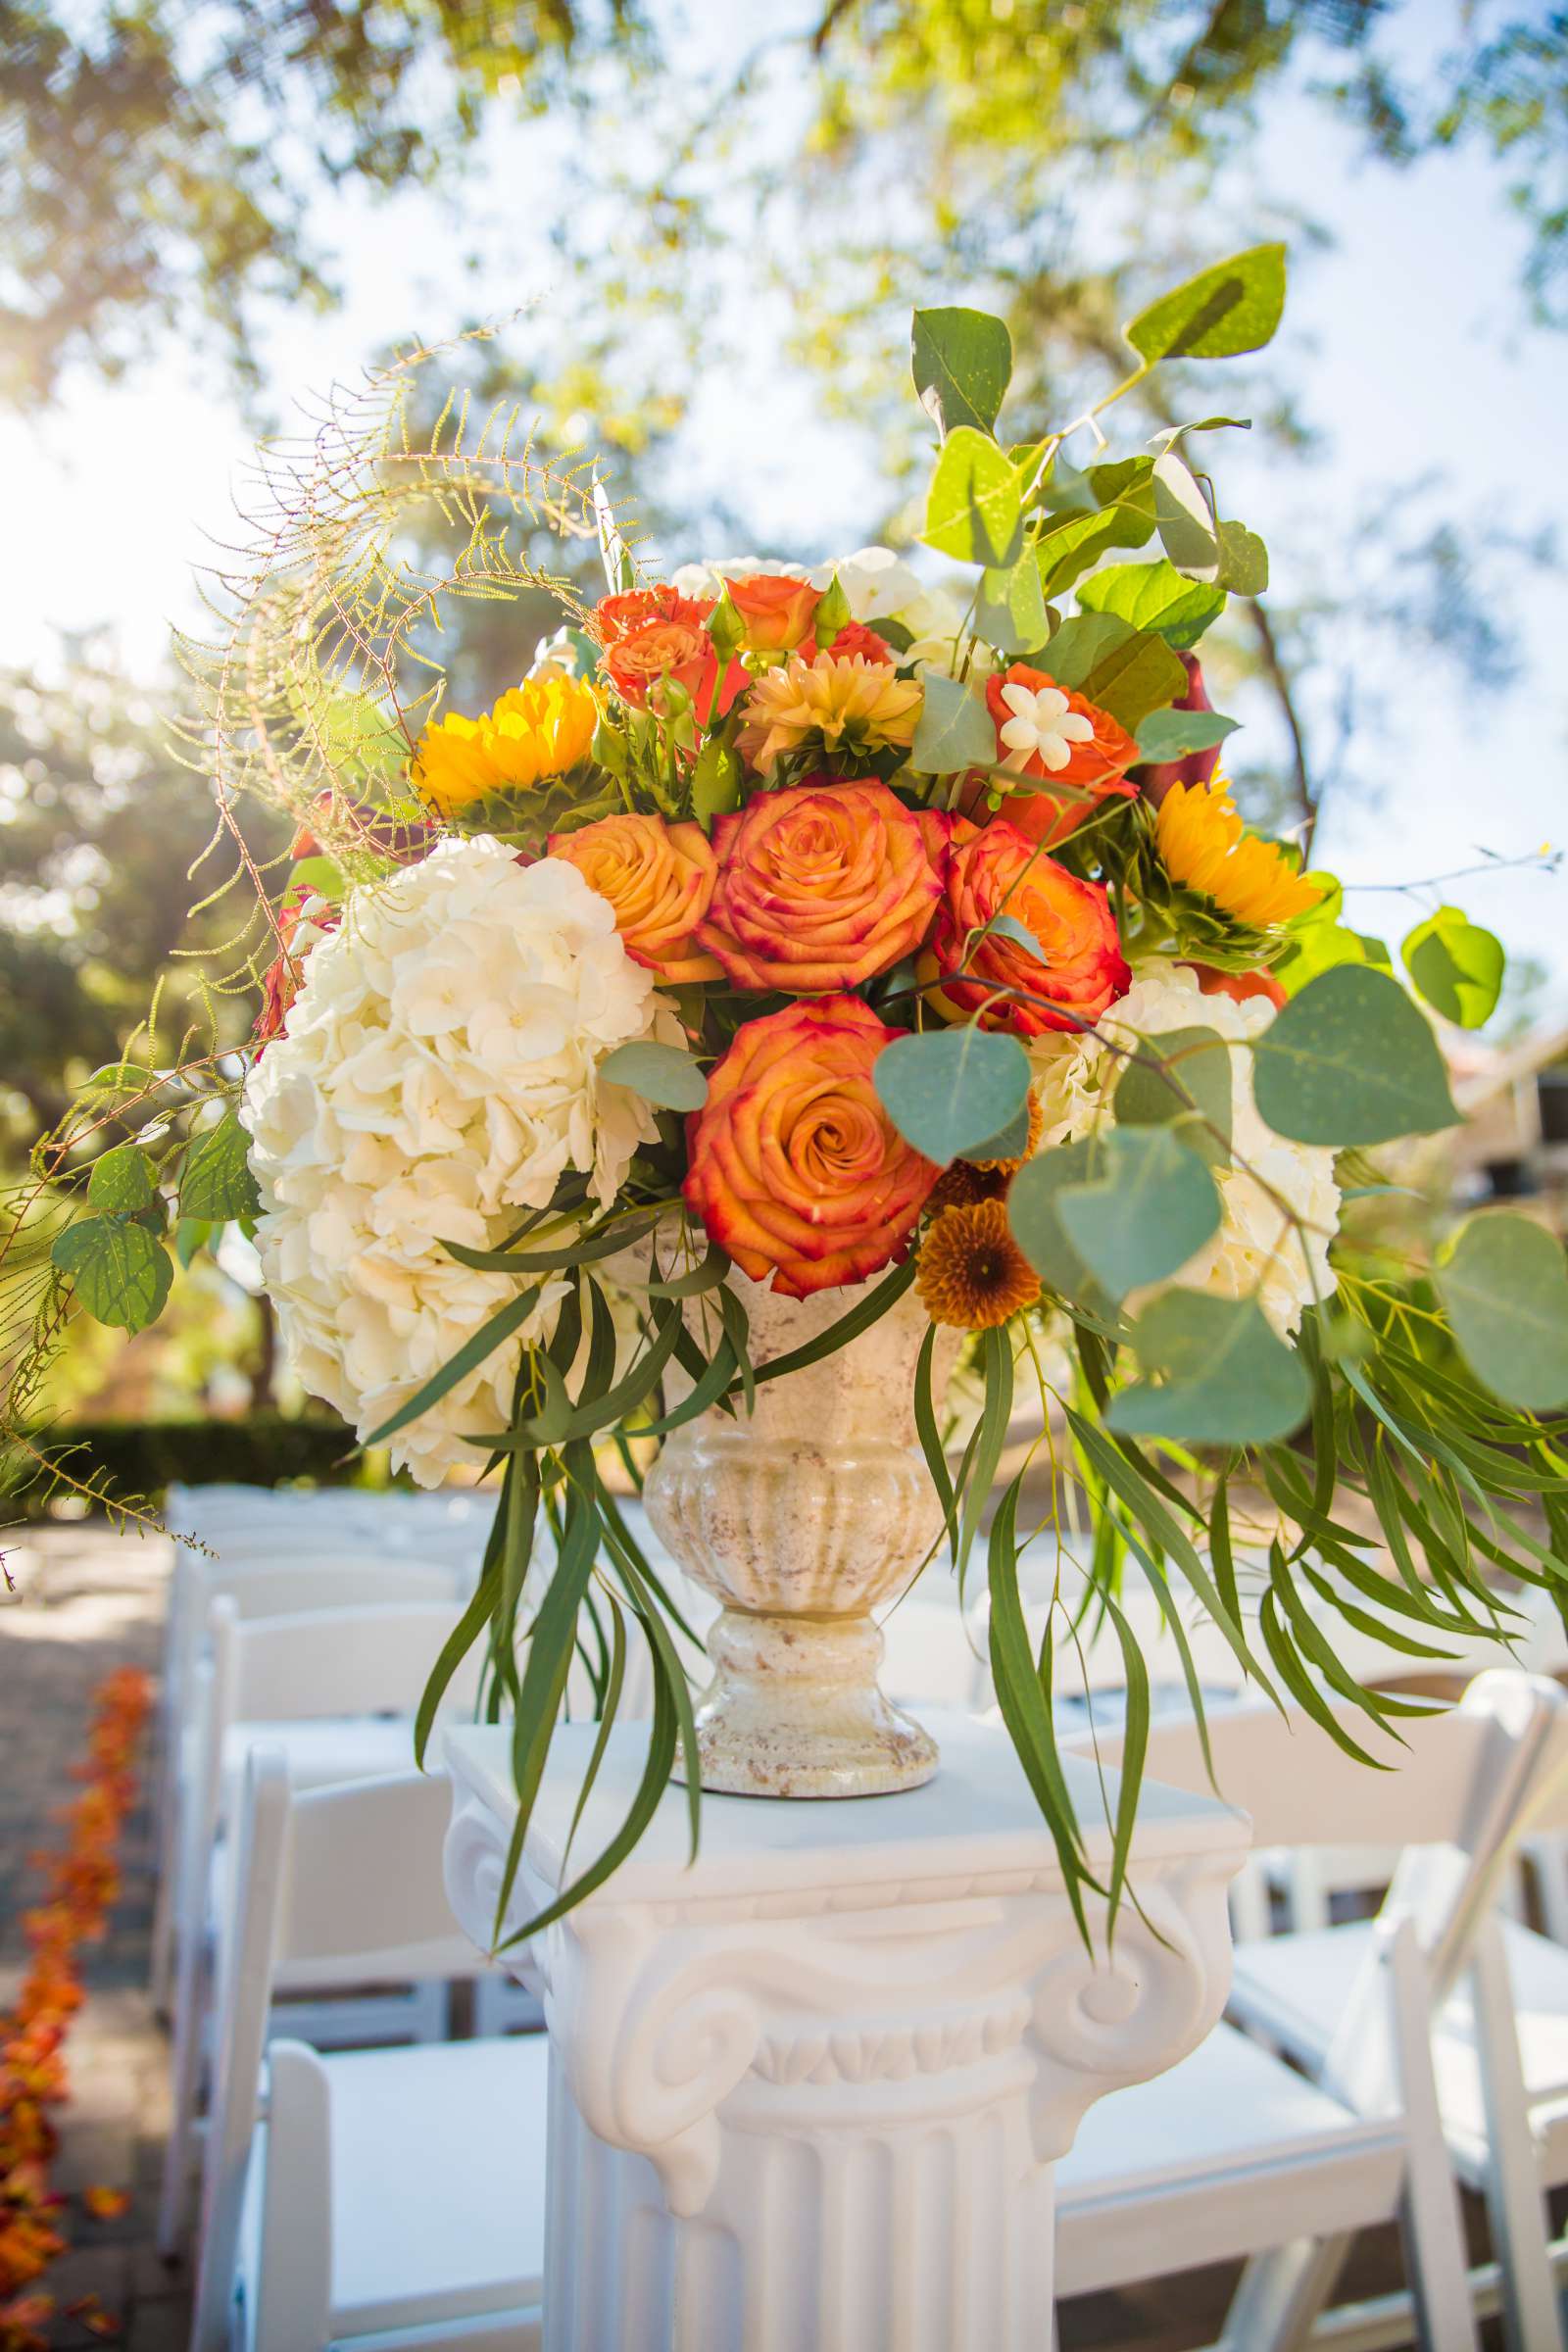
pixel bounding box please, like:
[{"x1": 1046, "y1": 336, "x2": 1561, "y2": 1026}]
[{"x1": 997, "y1": 680, "x2": 1095, "y2": 773}]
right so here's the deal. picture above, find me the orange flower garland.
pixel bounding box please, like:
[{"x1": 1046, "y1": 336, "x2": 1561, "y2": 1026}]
[{"x1": 0, "y1": 1668, "x2": 152, "y2": 2352}]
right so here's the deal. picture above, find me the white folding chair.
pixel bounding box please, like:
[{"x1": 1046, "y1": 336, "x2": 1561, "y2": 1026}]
[
  {"x1": 1231, "y1": 1679, "x2": 1568, "y2": 2348},
  {"x1": 159, "y1": 1598, "x2": 487, "y2": 2256},
  {"x1": 191, "y1": 1753, "x2": 547, "y2": 2352},
  {"x1": 1054, "y1": 1671, "x2": 1568, "y2": 2350}
]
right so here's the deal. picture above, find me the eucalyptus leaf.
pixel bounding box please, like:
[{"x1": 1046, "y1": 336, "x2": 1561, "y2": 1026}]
[
  {"x1": 1055, "y1": 1128, "x2": 1221, "y2": 1299},
  {"x1": 910, "y1": 671, "x2": 997, "y2": 774},
  {"x1": 984, "y1": 912, "x2": 1047, "y2": 959},
  {"x1": 923, "y1": 427, "x2": 1023, "y2": 567},
  {"x1": 1213, "y1": 520, "x2": 1269, "y2": 596},
  {"x1": 51, "y1": 1214, "x2": 172, "y2": 1333},
  {"x1": 1152, "y1": 453, "x2": 1220, "y2": 579},
  {"x1": 1125, "y1": 243, "x2": 1288, "y2": 364},
  {"x1": 1006, "y1": 1137, "x2": 1117, "y2": 1318},
  {"x1": 1401, "y1": 906, "x2": 1505, "y2": 1030},
  {"x1": 976, "y1": 552, "x2": 1050, "y2": 652},
  {"x1": 873, "y1": 1026, "x2": 1031, "y2": 1165},
  {"x1": 87, "y1": 1143, "x2": 157, "y2": 1213},
  {"x1": 1133, "y1": 708, "x2": 1239, "y2": 761},
  {"x1": 1436, "y1": 1214, "x2": 1568, "y2": 1410},
  {"x1": 179, "y1": 1112, "x2": 262, "y2": 1221},
  {"x1": 1251, "y1": 965, "x2": 1458, "y2": 1145},
  {"x1": 597, "y1": 1041, "x2": 709, "y2": 1112},
  {"x1": 1112, "y1": 1026, "x2": 1233, "y2": 1166},
  {"x1": 1273, "y1": 921, "x2": 1394, "y2": 995},
  {"x1": 1078, "y1": 557, "x2": 1226, "y2": 651},
  {"x1": 911, "y1": 306, "x2": 1013, "y2": 439},
  {"x1": 1108, "y1": 1291, "x2": 1311, "y2": 1444}
]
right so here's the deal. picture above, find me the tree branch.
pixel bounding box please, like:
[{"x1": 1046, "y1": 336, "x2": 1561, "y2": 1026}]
[{"x1": 1244, "y1": 595, "x2": 1318, "y2": 856}]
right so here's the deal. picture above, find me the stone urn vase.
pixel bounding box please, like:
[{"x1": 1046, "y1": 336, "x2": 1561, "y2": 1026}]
[{"x1": 642, "y1": 1268, "x2": 958, "y2": 1799}]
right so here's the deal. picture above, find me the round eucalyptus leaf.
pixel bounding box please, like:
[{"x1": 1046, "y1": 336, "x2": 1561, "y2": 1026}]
[
  {"x1": 873, "y1": 1027, "x2": 1031, "y2": 1166},
  {"x1": 1055, "y1": 1127, "x2": 1221, "y2": 1299},
  {"x1": 1251, "y1": 965, "x2": 1457, "y2": 1146},
  {"x1": 1400, "y1": 906, "x2": 1504, "y2": 1031},
  {"x1": 1107, "y1": 1291, "x2": 1311, "y2": 1445},
  {"x1": 1436, "y1": 1214, "x2": 1568, "y2": 1411},
  {"x1": 597, "y1": 1040, "x2": 710, "y2": 1113}
]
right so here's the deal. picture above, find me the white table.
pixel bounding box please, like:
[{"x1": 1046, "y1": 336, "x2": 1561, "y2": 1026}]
[{"x1": 444, "y1": 1707, "x2": 1250, "y2": 2352}]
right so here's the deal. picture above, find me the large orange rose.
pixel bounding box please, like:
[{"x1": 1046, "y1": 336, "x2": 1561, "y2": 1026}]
[
  {"x1": 697, "y1": 777, "x2": 943, "y2": 993},
  {"x1": 724, "y1": 572, "x2": 820, "y2": 653},
  {"x1": 980, "y1": 662, "x2": 1140, "y2": 850},
  {"x1": 932, "y1": 819, "x2": 1130, "y2": 1038},
  {"x1": 684, "y1": 996, "x2": 938, "y2": 1297},
  {"x1": 594, "y1": 584, "x2": 713, "y2": 644},
  {"x1": 548, "y1": 812, "x2": 722, "y2": 984}
]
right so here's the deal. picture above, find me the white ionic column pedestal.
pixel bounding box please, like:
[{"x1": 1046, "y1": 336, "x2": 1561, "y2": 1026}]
[{"x1": 444, "y1": 1707, "x2": 1249, "y2": 2352}]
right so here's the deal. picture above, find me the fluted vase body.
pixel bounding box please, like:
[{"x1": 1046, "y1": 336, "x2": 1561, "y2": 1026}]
[{"x1": 642, "y1": 1269, "x2": 957, "y2": 1798}]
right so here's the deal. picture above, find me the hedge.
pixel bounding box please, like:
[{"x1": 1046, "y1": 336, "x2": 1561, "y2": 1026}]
[{"x1": 14, "y1": 1412, "x2": 391, "y2": 1517}]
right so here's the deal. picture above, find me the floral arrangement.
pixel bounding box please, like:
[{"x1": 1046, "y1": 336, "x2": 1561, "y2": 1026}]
[
  {"x1": 9, "y1": 251, "x2": 1568, "y2": 1928},
  {"x1": 0, "y1": 1668, "x2": 149, "y2": 2351}
]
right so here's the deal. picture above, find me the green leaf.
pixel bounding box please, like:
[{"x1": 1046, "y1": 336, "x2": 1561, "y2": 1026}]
[
  {"x1": 1213, "y1": 520, "x2": 1269, "y2": 596},
  {"x1": 1436, "y1": 1215, "x2": 1568, "y2": 1411},
  {"x1": 87, "y1": 1144, "x2": 156, "y2": 1214},
  {"x1": 1036, "y1": 502, "x2": 1155, "y2": 597},
  {"x1": 909, "y1": 672, "x2": 996, "y2": 773},
  {"x1": 873, "y1": 1026, "x2": 1032, "y2": 1165},
  {"x1": 1152, "y1": 454, "x2": 1220, "y2": 578},
  {"x1": 1401, "y1": 906, "x2": 1504, "y2": 1030},
  {"x1": 79, "y1": 1060, "x2": 158, "y2": 1098},
  {"x1": 1006, "y1": 1137, "x2": 1117, "y2": 1319},
  {"x1": 1273, "y1": 921, "x2": 1394, "y2": 995},
  {"x1": 1125, "y1": 243, "x2": 1288, "y2": 364},
  {"x1": 285, "y1": 853, "x2": 346, "y2": 902},
  {"x1": 976, "y1": 552, "x2": 1050, "y2": 653},
  {"x1": 1107, "y1": 1292, "x2": 1311, "y2": 1445},
  {"x1": 689, "y1": 734, "x2": 744, "y2": 824},
  {"x1": 597, "y1": 1040, "x2": 709, "y2": 1112},
  {"x1": 1251, "y1": 965, "x2": 1458, "y2": 1146},
  {"x1": 1055, "y1": 1128, "x2": 1220, "y2": 1299},
  {"x1": 1134, "y1": 708, "x2": 1239, "y2": 762},
  {"x1": 1039, "y1": 611, "x2": 1136, "y2": 690},
  {"x1": 179, "y1": 1112, "x2": 262, "y2": 1221},
  {"x1": 1076, "y1": 626, "x2": 1188, "y2": 730},
  {"x1": 911, "y1": 306, "x2": 1013, "y2": 438},
  {"x1": 1078, "y1": 558, "x2": 1226, "y2": 651},
  {"x1": 361, "y1": 1282, "x2": 546, "y2": 1447},
  {"x1": 174, "y1": 1216, "x2": 213, "y2": 1270},
  {"x1": 922, "y1": 427, "x2": 1023, "y2": 567},
  {"x1": 1112, "y1": 1025, "x2": 1232, "y2": 1166},
  {"x1": 51, "y1": 1214, "x2": 172, "y2": 1333}
]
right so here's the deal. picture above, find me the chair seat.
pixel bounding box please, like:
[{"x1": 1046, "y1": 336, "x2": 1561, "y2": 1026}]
[
  {"x1": 324, "y1": 2034, "x2": 551, "y2": 2336},
  {"x1": 1232, "y1": 1918, "x2": 1568, "y2": 2178},
  {"x1": 1055, "y1": 2021, "x2": 1403, "y2": 2298}
]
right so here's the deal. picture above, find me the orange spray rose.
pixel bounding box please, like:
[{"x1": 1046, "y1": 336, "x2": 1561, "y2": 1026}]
[
  {"x1": 980, "y1": 662, "x2": 1139, "y2": 849},
  {"x1": 683, "y1": 996, "x2": 938, "y2": 1298},
  {"x1": 724, "y1": 572, "x2": 821, "y2": 653}
]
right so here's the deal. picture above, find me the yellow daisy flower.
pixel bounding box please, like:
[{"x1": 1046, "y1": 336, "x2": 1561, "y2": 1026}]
[
  {"x1": 413, "y1": 675, "x2": 600, "y2": 816},
  {"x1": 737, "y1": 652, "x2": 922, "y2": 774},
  {"x1": 1154, "y1": 771, "x2": 1324, "y2": 928}
]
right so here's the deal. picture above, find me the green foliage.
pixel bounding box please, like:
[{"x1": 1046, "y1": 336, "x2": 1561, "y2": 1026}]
[
  {"x1": 922, "y1": 427, "x2": 1024, "y2": 566},
  {"x1": 1055, "y1": 1129, "x2": 1220, "y2": 1298},
  {"x1": 1107, "y1": 1293, "x2": 1311, "y2": 1444},
  {"x1": 1213, "y1": 520, "x2": 1270, "y2": 595},
  {"x1": 1112, "y1": 1027, "x2": 1232, "y2": 1166},
  {"x1": 909, "y1": 672, "x2": 996, "y2": 772},
  {"x1": 1078, "y1": 559, "x2": 1226, "y2": 650},
  {"x1": 910, "y1": 307, "x2": 1012, "y2": 437},
  {"x1": 1152, "y1": 453, "x2": 1220, "y2": 576},
  {"x1": 178, "y1": 1113, "x2": 262, "y2": 1222},
  {"x1": 1057, "y1": 620, "x2": 1188, "y2": 730},
  {"x1": 86, "y1": 1145, "x2": 157, "y2": 1214},
  {"x1": 1124, "y1": 242, "x2": 1288, "y2": 363},
  {"x1": 1005, "y1": 1139, "x2": 1115, "y2": 1319},
  {"x1": 975, "y1": 555, "x2": 1050, "y2": 654},
  {"x1": 1251, "y1": 965, "x2": 1458, "y2": 1145},
  {"x1": 1133, "y1": 709, "x2": 1238, "y2": 761},
  {"x1": 1436, "y1": 1215, "x2": 1568, "y2": 1410},
  {"x1": 50, "y1": 1214, "x2": 172, "y2": 1333},
  {"x1": 597, "y1": 1041, "x2": 710, "y2": 1112},
  {"x1": 873, "y1": 1027, "x2": 1032, "y2": 1164},
  {"x1": 1401, "y1": 906, "x2": 1505, "y2": 1029}
]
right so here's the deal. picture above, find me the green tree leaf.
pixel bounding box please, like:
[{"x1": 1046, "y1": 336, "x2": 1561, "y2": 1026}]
[
  {"x1": 1152, "y1": 453, "x2": 1220, "y2": 577},
  {"x1": 975, "y1": 552, "x2": 1049, "y2": 652},
  {"x1": 1124, "y1": 242, "x2": 1288, "y2": 364},
  {"x1": 1401, "y1": 906, "x2": 1505, "y2": 1029},
  {"x1": 1133, "y1": 709, "x2": 1240, "y2": 761},
  {"x1": 1055, "y1": 1127, "x2": 1221, "y2": 1298},
  {"x1": 1213, "y1": 520, "x2": 1269, "y2": 595},
  {"x1": 1436, "y1": 1214, "x2": 1568, "y2": 1410},
  {"x1": 51, "y1": 1214, "x2": 173, "y2": 1333},
  {"x1": 1107, "y1": 1291, "x2": 1311, "y2": 1444},
  {"x1": 598, "y1": 1040, "x2": 709, "y2": 1112},
  {"x1": 179, "y1": 1112, "x2": 263, "y2": 1220},
  {"x1": 909, "y1": 672, "x2": 996, "y2": 773},
  {"x1": 1251, "y1": 965, "x2": 1458, "y2": 1145},
  {"x1": 911, "y1": 306, "x2": 1013, "y2": 438},
  {"x1": 1112, "y1": 1025, "x2": 1233, "y2": 1166},
  {"x1": 922, "y1": 427, "x2": 1023, "y2": 567},
  {"x1": 873, "y1": 1026, "x2": 1031, "y2": 1164},
  {"x1": 87, "y1": 1143, "x2": 157, "y2": 1213},
  {"x1": 1078, "y1": 558, "x2": 1226, "y2": 650}
]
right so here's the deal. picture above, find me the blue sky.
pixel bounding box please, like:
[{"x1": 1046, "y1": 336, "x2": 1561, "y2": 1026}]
[{"x1": 4, "y1": 6, "x2": 1564, "y2": 1018}]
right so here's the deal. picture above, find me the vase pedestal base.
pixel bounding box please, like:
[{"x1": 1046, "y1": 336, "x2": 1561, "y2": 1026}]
[{"x1": 678, "y1": 1605, "x2": 939, "y2": 1799}]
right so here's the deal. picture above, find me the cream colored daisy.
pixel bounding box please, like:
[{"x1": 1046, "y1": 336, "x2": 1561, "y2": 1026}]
[{"x1": 737, "y1": 652, "x2": 922, "y2": 774}]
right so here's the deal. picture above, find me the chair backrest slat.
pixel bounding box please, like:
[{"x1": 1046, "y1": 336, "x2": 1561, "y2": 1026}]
[{"x1": 213, "y1": 1596, "x2": 483, "y2": 1727}]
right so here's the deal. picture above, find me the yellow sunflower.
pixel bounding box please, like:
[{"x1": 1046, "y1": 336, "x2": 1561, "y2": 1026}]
[
  {"x1": 1154, "y1": 772, "x2": 1324, "y2": 929},
  {"x1": 413, "y1": 675, "x2": 600, "y2": 816}
]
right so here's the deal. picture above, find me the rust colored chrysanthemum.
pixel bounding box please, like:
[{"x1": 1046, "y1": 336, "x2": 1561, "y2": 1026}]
[
  {"x1": 967, "y1": 1088, "x2": 1045, "y2": 1175},
  {"x1": 927, "y1": 1158, "x2": 1007, "y2": 1215},
  {"x1": 916, "y1": 1200, "x2": 1041, "y2": 1330}
]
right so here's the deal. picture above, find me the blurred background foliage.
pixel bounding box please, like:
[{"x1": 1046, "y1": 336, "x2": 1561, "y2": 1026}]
[{"x1": 2, "y1": 0, "x2": 1565, "y2": 1462}]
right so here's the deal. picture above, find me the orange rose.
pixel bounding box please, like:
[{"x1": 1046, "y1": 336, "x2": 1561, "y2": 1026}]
[
  {"x1": 724, "y1": 572, "x2": 820, "y2": 653},
  {"x1": 1185, "y1": 959, "x2": 1286, "y2": 1010},
  {"x1": 605, "y1": 617, "x2": 747, "y2": 722},
  {"x1": 548, "y1": 812, "x2": 722, "y2": 985},
  {"x1": 980, "y1": 662, "x2": 1140, "y2": 850},
  {"x1": 594, "y1": 584, "x2": 713, "y2": 644},
  {"x1": 697, "y1": 777, "x2": 943, "y2": 993},
  {"x1": 821, "y1": 621, "x2": 896, "y2": 664},
  {"x1": 684, "y1": 996, "x2": 938, "y2": 1298},
  {"x1": 932, "y1": 818, "x2": 1130, "y2": 1038}
]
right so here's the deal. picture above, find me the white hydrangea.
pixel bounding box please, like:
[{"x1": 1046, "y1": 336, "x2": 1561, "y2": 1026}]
[
  {"x1": 1029, "y1": 961, "x2": 1342, "y2": 1340},
  {"x1": 241, "y1": 836, "x2": 677, "y2": 1486}
]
